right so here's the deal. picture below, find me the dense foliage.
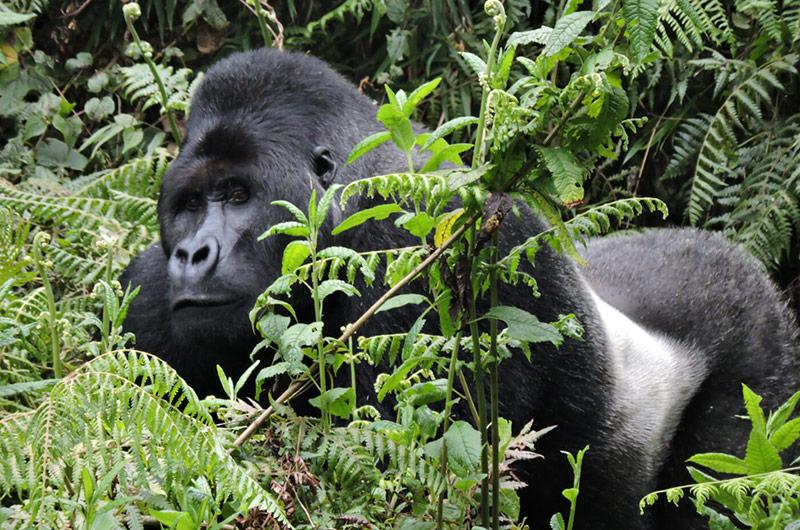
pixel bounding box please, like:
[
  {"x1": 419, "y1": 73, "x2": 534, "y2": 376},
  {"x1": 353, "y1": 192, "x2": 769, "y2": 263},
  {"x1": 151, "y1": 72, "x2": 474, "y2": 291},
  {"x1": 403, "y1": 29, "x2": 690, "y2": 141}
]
[{"x1": 0, "y1": 0, "x2": 799, "y2": 528}]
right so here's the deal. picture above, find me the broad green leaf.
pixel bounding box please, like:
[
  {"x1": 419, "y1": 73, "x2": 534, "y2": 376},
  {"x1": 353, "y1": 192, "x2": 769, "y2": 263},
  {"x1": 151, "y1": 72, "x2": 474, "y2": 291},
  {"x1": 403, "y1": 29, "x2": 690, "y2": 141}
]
[
  {"x1": 404, "y1": 77, "x2": 442, "y2": 116},
  {"x1": 420, "y1": 116, "x2": 479, "y2": 150},
  {"x1": 399, "y1": 211, "x2": 438, "y2": 239},
  {"x1": 375, "y1": 293, "x2": 427, "y2": 313},
  {"x1": 332, "y1": 203, "x2": 404, "y2": 235},
  {"x1": 535, "y1": 147, "x2": 587, "y2": 206},
  {"x1": 550, "y1": 513, "x2": 566, "y2": 530},
  {"x1": 623, "y1": 0, "x2": 661, "y2": 60},
  {"x1": 494, "y1": 46, "x2": 517, "y2": 88},
  {"x1": 500, "y1": 487, "x2": 521, "y2": 520},
  {"x1": 281, "y1": 240, "x2": 310, "y2": 274},
  {"x1": 444, "y1": 421, "x2": 482, "y2": 476},
  {"x1": 484, "y1": 305, "x2": 563, "y2": 346},
  {"x1": 419, "y1": 142, "x2": 471, "y2": 172},
  {"x1": 256, "y1": 362, "x2": 290, "y2": 384},
  {"x1": 459, "y1": 51, "x2": 487, "y2": 77},
  {"x1": 770, "y1": 417, "x2": 800, "y2": 451},
  {"x1": 317, "y1": 279, "x2": 360, "y2": 303},
  {"x1": 687, "y1": 452, "x2": 748, "y2": 474},
  {"x1": 347, "y1": 131, "x2": 392, "y2": 164},
  {"x1": 377, "y1": 104, "x2": 415, "y2": 152},
  {"x1": 309, "y1": 387, "x2": 355, "y2": 419},
  {"x1": 402, "y1": 379, "x2": 448, "y2": 406},
  {"x1": 508, "y1": 27, "x2": 553, "y2": 47},
  {"x1": 745, "y1": 429, "x2": 782, "y2": 473},
  {"x1": 542, "y1": 11, "x2": 595, "y2": 57},
  {"x1": 149, "y1": 510, "x2": 194, "y2": 530},
  {"x1": 562, "y1": 487, "x2": 578, "y2": 503}
]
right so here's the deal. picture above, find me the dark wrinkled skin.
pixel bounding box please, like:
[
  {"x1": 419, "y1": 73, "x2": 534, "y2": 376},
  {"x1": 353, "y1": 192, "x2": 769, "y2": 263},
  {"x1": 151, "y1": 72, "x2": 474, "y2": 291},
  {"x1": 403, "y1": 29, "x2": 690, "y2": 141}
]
[{"x1": 121, "y1": 49, "x2": 800, "y2": 530}]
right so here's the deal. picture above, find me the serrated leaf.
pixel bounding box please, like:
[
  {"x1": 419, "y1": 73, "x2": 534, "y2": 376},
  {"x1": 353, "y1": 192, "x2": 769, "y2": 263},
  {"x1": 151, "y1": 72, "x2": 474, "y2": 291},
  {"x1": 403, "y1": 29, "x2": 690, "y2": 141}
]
[
  {"x1": 767, "y1": 389, "x2": 800, "y2": 435},
  {"x1": 687, "y1": 452, "x2": 748, "y2": 474},
  {"x1": 281, "y1": 240, "x2": 311, "y2": 274},
  {"x1": 542, "y1": 11, "x2": 595, "y2": 57},
  {"x1": 770, "y1": 417, "x2": 800, "y2": 451},
  {"x1": 404, "y1": 77, "x2": 441, "y2": 116},
  {"x1": 742, "y1": 384, "x2": 766, "y2": 434},
  {"x1": 332, "y1": 203, "x2": 404, "y2": 235},
  {"x1": 623, "y1": 0, "x2": 660, "y2": 59},
  {"x1": 508, "y1": 27, "x2": 553, "y2": 47},
  {"x1": 745, "y1": 429, "x2": 782, "y2": 473},
  {"x1": 459, "y1": 51, "x2": 487, "y2": 77},
  {"x1": 377, "y1": 104, "x2": 415, "y2": 152},
  {"x1": 347, "y1": 131, "x2": 392, "y2": 164},
  {"x1": 317, "y1": 279, "x2": 360, "y2": 303},
  {"x1": 434, "y1": 209, "x2": 465, "y2": 247},
  {"x1": 271, "y1": 200, "x2": 308, "y2": 224},
  {"x1": 314, "y1": 183, "x2": 342, "y2": 227},
  {"x1": 483, "y1": 306, "x2": 563, "y2": 346},
  {"x1": 535, "y1": 147, "x2": 587, "y2": 206},
  {"x1": 420, "y1": 116, "x2": 479, "y2": 151},
  {"x1": 259, "y1": 221, "x2": 309, "y2": 240},
  {"x1": 444, "y1": 421, "x2": 482, "y2": 477}
]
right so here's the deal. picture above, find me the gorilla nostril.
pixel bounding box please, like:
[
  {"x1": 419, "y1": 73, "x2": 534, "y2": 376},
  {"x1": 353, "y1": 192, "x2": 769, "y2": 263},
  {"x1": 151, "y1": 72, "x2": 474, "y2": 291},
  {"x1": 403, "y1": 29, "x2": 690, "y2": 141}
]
[
  {"x1": 191, "y1": 245, "x2": 210, "y2": 265},
  {"x1": 175, "y1": 248, "x2": 189, "y2": 263}
]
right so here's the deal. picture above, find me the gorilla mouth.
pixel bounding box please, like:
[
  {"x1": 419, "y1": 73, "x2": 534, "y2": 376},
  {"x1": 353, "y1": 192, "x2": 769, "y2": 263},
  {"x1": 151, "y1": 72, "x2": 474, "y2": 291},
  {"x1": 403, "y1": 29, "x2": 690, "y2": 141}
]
[{"x1": 172, "y1": 297, "x2": 239, "y2": 311}]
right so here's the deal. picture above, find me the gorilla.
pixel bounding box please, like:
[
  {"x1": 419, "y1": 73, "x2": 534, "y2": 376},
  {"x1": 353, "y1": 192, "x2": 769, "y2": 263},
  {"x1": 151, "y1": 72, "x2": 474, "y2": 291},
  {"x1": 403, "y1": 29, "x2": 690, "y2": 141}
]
[{"x1": 121, "y1": 49, "x2": 800, "y2": 529}]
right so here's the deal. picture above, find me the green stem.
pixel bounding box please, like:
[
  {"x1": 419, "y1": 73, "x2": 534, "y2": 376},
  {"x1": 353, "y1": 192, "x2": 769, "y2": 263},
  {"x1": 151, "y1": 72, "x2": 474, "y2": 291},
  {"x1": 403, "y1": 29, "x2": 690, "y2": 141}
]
[
  {"x1": 437, "y1": 329, "x2": 463, "y2": 530},
  {"x1": 470, "y1": 25, "x2": 504, "y2": 169},
  {"x1": 123, "y1": 19, "x2": 182, "y2": 144},
  {"x1": 310, "y1": 227, "x2": 329, "y2": 431},
  {"x1": 252, "y1": 3, "x2": 273, "y2": 47},
  {"x1": 468, "y1": 229, "x2": 490, "y2": 527},
  {"x1": 488, "y1": 231, "x2": 500, "y2": 530},
  {"x1": 33, "y1": 233, "x2": 61, "y2": 379}
]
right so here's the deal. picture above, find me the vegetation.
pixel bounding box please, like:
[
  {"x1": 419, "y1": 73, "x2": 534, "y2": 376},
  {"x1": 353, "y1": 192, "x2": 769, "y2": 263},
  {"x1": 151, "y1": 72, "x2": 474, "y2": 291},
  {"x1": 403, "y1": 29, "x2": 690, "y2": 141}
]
[{"x1": 0, "y1": 0, "x2": 798, "y2": 528}]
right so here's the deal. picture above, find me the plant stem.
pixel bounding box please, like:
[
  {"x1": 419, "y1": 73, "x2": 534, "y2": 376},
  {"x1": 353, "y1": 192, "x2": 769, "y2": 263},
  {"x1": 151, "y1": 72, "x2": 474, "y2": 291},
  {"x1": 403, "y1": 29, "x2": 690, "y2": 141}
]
[
  {"x1": 33, "y1": 233, "x2": 61, "y2": 379},
  {"x1": 251, "y1": 1, "x2": 273, "y2": 47},
  {"x1": 437, "y1": 329, "x2": 463, "y2": 530},
  {"x1": 471, "y1": 16, "x2": 505, "y2": 169},
  {"x1": 310, "y1": 226, "x2": 329, "y2": 431},
  {"x1": 488, "y1": 231, "x2": 500, "y2": 530},
  {"x1": 123, "y1": 17, "x2": 182, "y2": 144}
]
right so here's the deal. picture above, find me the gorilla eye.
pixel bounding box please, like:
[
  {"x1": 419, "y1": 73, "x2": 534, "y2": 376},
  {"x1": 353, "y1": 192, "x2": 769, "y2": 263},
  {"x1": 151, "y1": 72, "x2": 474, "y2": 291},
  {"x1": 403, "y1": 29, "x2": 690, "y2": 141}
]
[
  {"x1": 184, "y1": 193, "x2": 203, "y2": 212},
  {"x1": 228, "y1": 186, "x2": 250, "y2": 205}
]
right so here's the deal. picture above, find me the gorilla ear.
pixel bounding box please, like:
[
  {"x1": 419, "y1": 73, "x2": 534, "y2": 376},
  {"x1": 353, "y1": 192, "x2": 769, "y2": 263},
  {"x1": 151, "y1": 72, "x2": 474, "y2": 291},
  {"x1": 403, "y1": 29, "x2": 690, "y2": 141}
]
[{"x1": 312, "y1": 146, "x2": 337, "y2": 188}]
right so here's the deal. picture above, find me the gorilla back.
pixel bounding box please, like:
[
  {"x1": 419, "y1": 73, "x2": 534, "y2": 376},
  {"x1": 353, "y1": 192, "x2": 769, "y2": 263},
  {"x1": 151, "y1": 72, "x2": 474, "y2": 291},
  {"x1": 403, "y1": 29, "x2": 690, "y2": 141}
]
[{"x1": 120, "y1": 49, "x2": 800, "y2": 529}]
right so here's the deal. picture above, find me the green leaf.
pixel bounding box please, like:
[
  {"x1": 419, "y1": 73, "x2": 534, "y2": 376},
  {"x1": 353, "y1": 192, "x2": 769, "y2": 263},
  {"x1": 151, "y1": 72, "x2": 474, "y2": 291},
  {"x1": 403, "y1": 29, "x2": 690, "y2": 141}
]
[
  {"x1": 508, "y1": 27, "x2": 553, "y2": 47},
  {"x1": 281, "y1": 240, "x2": 311, "y2": 274},
  {"x1": 459, "y1": 51, "x2": 487, "y2": 77},
  {"x1": 377, "y1": 104, "x2": 415, "y2": 152},
  {"x1": 259, "y1": 221, "x2": 309, "y2": 240},
  {"x1": 332, "y1": 203, "x2": 404, "y2": 235},
  {"x1": 404, "y1": 77, "x2": 441, "y2": 116},
  {"x1": 375, "y1": 293, "x2": 427, "y2": 313},
  {"x1": 420, "y1": 116, "x2": 479, "y2": 151},
  {"x1": 444, "y1": 421, "x2": 482, "y2": 477},
  {"x1": 308, "y1": 387, "x2": 355, "y2": 419},
  {"x1": 271, "y1": 200, "x2": 308, "y2": 224},
  {"x1": 535, "y1": 147, "x2": 587, "y2": 205},
  {"x1": 767, "y1": 389, "x2": 800, "y2": 435},
  {"x1": 347, "y1": 131, "x2": 392, "y2": 164},
  {"x1": 0, "y1": 9, "x2": 36, "y2": 27},
  {"x1": 314, "y1": 183, "x2": 342, "y2": 227},
  {"x1": 745, "y1": 429, "x2": 782, "y2": 473},
  {"x1": 562, "y1": 487, "x2": 578, "y2": 503},
  {"x1": 550, "y1": 513, "x2": 566, "y2": 530},
  {"x1": 623, "y1": 0, "x2": 660, "y2": 59},
  {"x1": 687, "y1": 452, "x2": 748, "y2": 474},
  {"x1": 317, "y1": 279, "x2": 360, "y2": 303},
  {"x1": 542, "y1": 11, "x2": 595, "y2": 57},
  {"x1": 81, "y1": 468, "x2": 95, "y2": 501},
  {"x1": 35, "y1": 139, "x2": 89, "y2": 171},
  {"x1": 770, "y1": 418, "x2": 800, "y2": 451},
  {"x1": 742, "y1": 384, "x2": 766, "y2": 434},
  {"x1": 149, "y1": 510, "x2": 194, "y2": 530},
  {"x1": 399, "y1": 212, "x2": 438, "y2": 239},
  {"x1": 402, "y1": 379, "x2": 448, "y2": 407},
  {"x1": 483, "y1": 306, "x2": 563, "y2": 346}
]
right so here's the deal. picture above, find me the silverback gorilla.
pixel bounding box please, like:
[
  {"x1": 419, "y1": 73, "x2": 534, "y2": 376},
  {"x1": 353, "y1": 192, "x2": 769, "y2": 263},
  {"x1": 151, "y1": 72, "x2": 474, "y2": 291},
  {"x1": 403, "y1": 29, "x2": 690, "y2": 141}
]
[{"x1": 120, "y1": 49, "x2": 800, "y2": 529}]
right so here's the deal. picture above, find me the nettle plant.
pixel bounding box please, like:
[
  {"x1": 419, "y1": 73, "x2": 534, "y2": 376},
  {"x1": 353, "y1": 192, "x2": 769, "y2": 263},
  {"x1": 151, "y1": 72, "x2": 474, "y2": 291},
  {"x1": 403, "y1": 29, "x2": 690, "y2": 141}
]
[{"x1": 238, "y1": 1, "x2": 666, "y2": 528}]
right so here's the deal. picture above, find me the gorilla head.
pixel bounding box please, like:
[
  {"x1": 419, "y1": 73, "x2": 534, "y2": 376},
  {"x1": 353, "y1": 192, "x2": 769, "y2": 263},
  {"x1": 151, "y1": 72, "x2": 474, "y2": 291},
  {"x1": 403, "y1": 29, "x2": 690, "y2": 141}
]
[{"x1": 121, "y1": 50, "x2": 410, "y2": 391}]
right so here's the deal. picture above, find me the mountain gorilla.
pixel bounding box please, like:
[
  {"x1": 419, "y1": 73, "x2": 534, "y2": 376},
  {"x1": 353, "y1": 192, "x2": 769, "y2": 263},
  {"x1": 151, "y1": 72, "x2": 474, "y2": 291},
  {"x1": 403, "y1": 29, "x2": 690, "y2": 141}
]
[{"x1": 120, "y1": 49, "x2": 800, "y2": 529}]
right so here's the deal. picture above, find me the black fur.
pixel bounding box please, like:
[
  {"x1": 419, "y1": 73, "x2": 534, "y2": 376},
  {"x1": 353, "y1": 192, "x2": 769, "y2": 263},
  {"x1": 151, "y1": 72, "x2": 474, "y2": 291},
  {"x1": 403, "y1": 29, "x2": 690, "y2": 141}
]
[{"x1": 120, "y1": 49, "x2": 800, "y2": 529}]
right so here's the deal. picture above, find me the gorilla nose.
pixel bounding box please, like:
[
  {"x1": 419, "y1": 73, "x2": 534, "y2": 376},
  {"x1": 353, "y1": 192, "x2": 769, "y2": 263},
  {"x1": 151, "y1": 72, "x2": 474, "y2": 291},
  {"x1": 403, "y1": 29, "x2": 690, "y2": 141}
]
[{"x1": 168, "y1": 235, "x2": 220, "y2": 282}]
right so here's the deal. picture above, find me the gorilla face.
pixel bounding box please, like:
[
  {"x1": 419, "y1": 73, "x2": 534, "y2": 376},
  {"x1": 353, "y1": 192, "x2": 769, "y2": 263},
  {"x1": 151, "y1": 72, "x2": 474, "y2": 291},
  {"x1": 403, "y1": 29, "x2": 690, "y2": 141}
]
[{"x1": 156, "y1": 125, "x2": 338, "y2": 343}]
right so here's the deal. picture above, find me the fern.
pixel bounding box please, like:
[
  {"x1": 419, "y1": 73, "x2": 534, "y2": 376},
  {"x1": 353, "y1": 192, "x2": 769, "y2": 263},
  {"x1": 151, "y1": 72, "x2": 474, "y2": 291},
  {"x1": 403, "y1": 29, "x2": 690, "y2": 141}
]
[
  {"x1": 340, "y1": 172, "x2": 452, "y2": 214},
  {"x1": 654, "y1": 0, "x2": 733, "y2": 56},
  {"x1": 117, "y1": 63, "x2": 193, "y2": 113},
  {"x1": 0, "y1": 350, "x2": 289, "y2": 527}
]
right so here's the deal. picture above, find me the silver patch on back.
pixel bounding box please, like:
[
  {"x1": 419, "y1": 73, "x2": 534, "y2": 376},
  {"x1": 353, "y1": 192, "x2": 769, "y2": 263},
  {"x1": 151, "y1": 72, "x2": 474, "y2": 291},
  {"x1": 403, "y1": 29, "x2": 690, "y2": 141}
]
[{"x1": 589, "y1": 289, "x2": 707, "y2": 475}]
